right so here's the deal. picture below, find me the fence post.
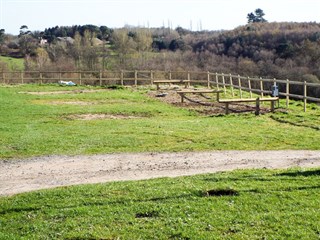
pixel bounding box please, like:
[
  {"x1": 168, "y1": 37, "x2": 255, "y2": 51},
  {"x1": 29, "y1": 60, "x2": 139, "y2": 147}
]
[
  {"x1": 120, "y1": 70, "x2": 124, "y2": 85},
  {"x1": 304, "y1": 81, "x2": 307, "y2": 112},
  {"x1": 247, "y1": 77, "x2": 252, "y2": 98},
  {"x1": 134, "y1": 70, "x2": 138, "y2": 86},
  {"x1": 2, "y1": 72, "x2": 5, "y2": 84},
  {"x1": 260, "y1": 77, "x2": 264, "y2": 97},
  {"x1": 207, "y1": 71, "x2": 210, "y2": 88},
  {"x1": 39, "y1": 72, "x2": 43, "y2": 84},
  {"x1": 286, "y1": 79, "x2": 290, "y2": 107},
  {"x1": 79, "y1": 71, "x2": 82, "y2": 85},
  {"x1": 150, "y1": 70, "x2": 154, "y2": 85},
  {"x1": 255, "y1": 97, "x2": 260, "y2": 116},
  {"x1": 21, "y1": 71, "x2": 24, "y2": 84},
  {"x1": 186, "y1": 71, "x2": 190, "y2": 88},
  {"x1": 238, "y1": 75, "x2": 242, "y2": 99},
  {"x1": 229, "y1": 74, "x2": 234, "y2": 97},
  {"x1": 99, "y1": 70, "x2": 102, "y2": 86},
  {"x1": 169, "y1": 71, "x2": 172, "y2": 80},
  {"x1": 222, "y1": 73, "x2": 226, "y2": 96},
  {"x1": 215, "y1": 72, "x2": 219, "y2": 89}
]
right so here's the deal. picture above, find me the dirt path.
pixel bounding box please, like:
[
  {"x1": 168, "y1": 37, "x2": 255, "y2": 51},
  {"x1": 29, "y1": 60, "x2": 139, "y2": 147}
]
[{"x1": 1, "y1": 150, "x2": 320, "y2": 196}]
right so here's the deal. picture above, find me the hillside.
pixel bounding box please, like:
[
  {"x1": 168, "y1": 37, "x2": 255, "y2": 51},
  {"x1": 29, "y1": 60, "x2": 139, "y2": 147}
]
[
  {"x1": 191, "y1": 22, "x2": 320, "y2": 81},
  {"x1": 0, "y1": 22, "x2": 320, "y2": 83}
]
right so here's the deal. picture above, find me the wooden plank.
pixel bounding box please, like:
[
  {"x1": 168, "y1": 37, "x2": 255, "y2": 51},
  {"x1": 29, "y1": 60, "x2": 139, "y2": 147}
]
[
  {"x1": 153, "y1": 80, "x2": 190, "y2": 83},
  {"x1": 177, "y1": 89, "x2": 222, "y2": 103},
  {"x1": 219, "y1": 98, "x2": 256, "y2": 103},
  {"x1": 177, "y1": 89, "x2": 222, "y2": 94},
  {"x1": 154, "y1": 79, "x2": 191, "y2": 90},
  {"x1": 220, "y1": 97, "x2": 279, "y2": 115},
  {"x1": 219, "y1": 97, "x2": 278, "y2": 103}
]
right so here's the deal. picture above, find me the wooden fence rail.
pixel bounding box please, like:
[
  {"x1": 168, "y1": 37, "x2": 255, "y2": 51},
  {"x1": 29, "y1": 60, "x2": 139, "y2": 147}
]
[{"x1": 1, "y1": 70, "x2": 320, "y2": 112}]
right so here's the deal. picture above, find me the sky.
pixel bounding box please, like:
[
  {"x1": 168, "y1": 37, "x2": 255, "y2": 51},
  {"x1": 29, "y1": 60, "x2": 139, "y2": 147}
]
[{"x1": 1, "y1": 0, "x2": 320, "y2": 35}]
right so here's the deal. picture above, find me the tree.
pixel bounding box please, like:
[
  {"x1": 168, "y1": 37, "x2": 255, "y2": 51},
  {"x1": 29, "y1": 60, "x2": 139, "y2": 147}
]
[
  {"x1": 0, "y1": 29, "x2": 5, "y2": 44},
  {"x1": 134, "y1": 28, "x2": 153, "y2": 52},
  {"x1": 19, "y1": 34, "x2": 38, "y2": 56},
  {"x1": 70, "y1": 31, "x2": 82, "y2": 68},
  {"x1": 247, "y1": 8, "x2": 267, "y2": 23},
  {"x1": 112, "y1": 28, "x2": 136, "y2": 66},
  {"x1": 35, "y1": 47, "x2": 50, "y2": 70},
  {"x1": 19, "y1": 25, "x2": 31, "y2": 37},
  {"x1": 0, "y1": 29, "x2": 5, "y2": 54}
]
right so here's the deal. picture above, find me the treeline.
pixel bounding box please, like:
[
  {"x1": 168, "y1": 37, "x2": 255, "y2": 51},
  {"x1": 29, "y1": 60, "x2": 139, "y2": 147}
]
[
  {"x1": 1, "y1": 22, "x2": 320, "y2": 85},
  {"x1": 43, "y1": 25, "x2": 113, "y2": 42},
  {"x1": 191, "y1": 22, "x2": 320, "y2": 83}
]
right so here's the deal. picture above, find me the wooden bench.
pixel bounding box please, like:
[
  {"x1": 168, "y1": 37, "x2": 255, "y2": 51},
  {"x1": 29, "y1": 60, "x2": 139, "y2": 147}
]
[
  {"x1": 177, "y1": 89, "x2": 223, "y2": 103},
  {"x1": 153, "y1": 80, "x2": 191, "y2": 90},
  {"x1": 219, "y1": 97, "x2": 279, "y2": 115}
]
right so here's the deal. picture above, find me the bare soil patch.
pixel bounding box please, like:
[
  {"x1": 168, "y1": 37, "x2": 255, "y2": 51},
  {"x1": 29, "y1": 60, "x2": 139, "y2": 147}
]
[
  {"x1": 45, "y1": 100, "x2": 95, "y2": 105},
  {"x1": 67, "y1": 113, "x2": 142, "y2": 120},
  {"x1": 19, "y1": 89, "x2": 109, "y2": 95},
  {"x1": 147, "y1": 88, "x2": 273, "y2": 115},
  {"x1": 1, "y1": 150, "x2": 320, "y2": 196}
]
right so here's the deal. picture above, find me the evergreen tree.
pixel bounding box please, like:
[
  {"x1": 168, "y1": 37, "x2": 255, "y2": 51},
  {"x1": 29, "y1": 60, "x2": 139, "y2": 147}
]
[{"x1": 247, "y1": 8, "x2": 267, "y2": 23}]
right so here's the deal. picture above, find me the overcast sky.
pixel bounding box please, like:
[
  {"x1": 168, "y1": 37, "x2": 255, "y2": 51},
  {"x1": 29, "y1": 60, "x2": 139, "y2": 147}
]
[{"x1": 1, "y1": 0, "x2": 320, "y2": 35}]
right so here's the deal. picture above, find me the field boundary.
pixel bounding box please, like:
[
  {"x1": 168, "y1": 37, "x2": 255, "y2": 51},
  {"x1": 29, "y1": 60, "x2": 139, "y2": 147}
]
[{"x1": 1, "y1": 70, "x2": 320, "y2": 111}]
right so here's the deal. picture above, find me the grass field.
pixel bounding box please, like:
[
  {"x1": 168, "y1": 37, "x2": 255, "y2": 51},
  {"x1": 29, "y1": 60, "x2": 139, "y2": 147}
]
[
  {"x1": 1, "y1": 84, "x2": 320, "y2": 159},
  {"x1": 1, "y1": 84, "x2": 320, "y2": 239},
  {"x1": 0, "y1": 56, "x2": 24, "y2": 71},
  {"x1": 1, "y1": 168, "x2": 320, "y2": 239}
]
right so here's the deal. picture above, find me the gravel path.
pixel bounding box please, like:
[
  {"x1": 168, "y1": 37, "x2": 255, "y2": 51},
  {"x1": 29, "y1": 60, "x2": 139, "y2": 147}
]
[{"x1": 1, "y1": 150, "x2": 320, "y2": 196}]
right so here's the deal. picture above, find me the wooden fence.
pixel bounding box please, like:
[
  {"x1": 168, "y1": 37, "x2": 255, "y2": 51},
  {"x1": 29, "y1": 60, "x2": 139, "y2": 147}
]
[{"x1": 1, "y1": 70, "x2": 320, "y2": 112}]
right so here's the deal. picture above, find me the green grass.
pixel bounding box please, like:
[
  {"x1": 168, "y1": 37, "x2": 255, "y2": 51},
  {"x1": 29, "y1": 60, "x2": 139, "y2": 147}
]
[
  {"x1": 1, "y1": 84, "x2": 320, "y2": 239},
  {"x1": 0, "y1": 56, "x2": 24, "y2": 71},
  {"x1": 0, "y1": 168, "x2": 319, "y2": 239},
  {"x1": 1, "y1": 84, "x2": 320, "y2": 159}
]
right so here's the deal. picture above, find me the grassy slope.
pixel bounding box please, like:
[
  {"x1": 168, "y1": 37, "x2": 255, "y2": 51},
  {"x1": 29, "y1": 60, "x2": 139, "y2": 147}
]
[
  {"x1": 0, "y1": 168, "x2": 319, "y2": 239},
  {"x1": 1, "y1": 84, "x2": 320, "y2": 239},
  {"x1": 1, "y1": 84, "x2": 320, "y2": 159},
  {"x1": 0, "y1": 56, "x2": 24, "y2": 71}
]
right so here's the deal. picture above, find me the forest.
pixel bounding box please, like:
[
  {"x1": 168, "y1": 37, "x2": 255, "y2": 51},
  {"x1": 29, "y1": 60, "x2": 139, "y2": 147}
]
[{"x1": 0, "y1": 21, "x2": 320, "y2": 84}]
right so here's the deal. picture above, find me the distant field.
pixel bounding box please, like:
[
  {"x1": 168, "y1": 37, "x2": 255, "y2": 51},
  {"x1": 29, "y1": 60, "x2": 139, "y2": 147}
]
[
  {"x1": 1, "y1": 84, "x2": 320, "y2": 159},
  {"x1": 0, "y1": 56, "x2": 24, "y2": 71}
]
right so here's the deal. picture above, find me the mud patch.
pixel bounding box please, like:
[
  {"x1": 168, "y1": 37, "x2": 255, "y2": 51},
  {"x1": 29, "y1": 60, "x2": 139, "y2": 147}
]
[
  {"x1": 135, "y1": 211, "x2": 160, "y2": 218},
  {"x1": 67, "y1": 113, "x2": 142, "y2": 120},
  {"x1": 205, "y1": 188, "x2": 239, "y2": 197}
]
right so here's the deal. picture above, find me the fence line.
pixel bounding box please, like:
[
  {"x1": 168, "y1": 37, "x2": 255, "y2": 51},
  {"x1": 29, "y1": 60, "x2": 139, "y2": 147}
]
[{"x1": 1, "y1": 70, "x2": 320, "y2": 112}]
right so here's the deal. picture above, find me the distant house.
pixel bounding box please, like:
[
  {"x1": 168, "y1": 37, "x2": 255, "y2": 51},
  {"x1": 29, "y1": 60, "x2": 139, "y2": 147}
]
[{"x1": 39, "y1": 38, "x2": 48, "y2": 46}]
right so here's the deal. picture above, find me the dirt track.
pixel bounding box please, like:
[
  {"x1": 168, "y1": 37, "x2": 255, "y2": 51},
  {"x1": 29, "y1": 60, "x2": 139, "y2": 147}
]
[{"x1": 1, "y1": 150, "x2": 320, "y2": 196}]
